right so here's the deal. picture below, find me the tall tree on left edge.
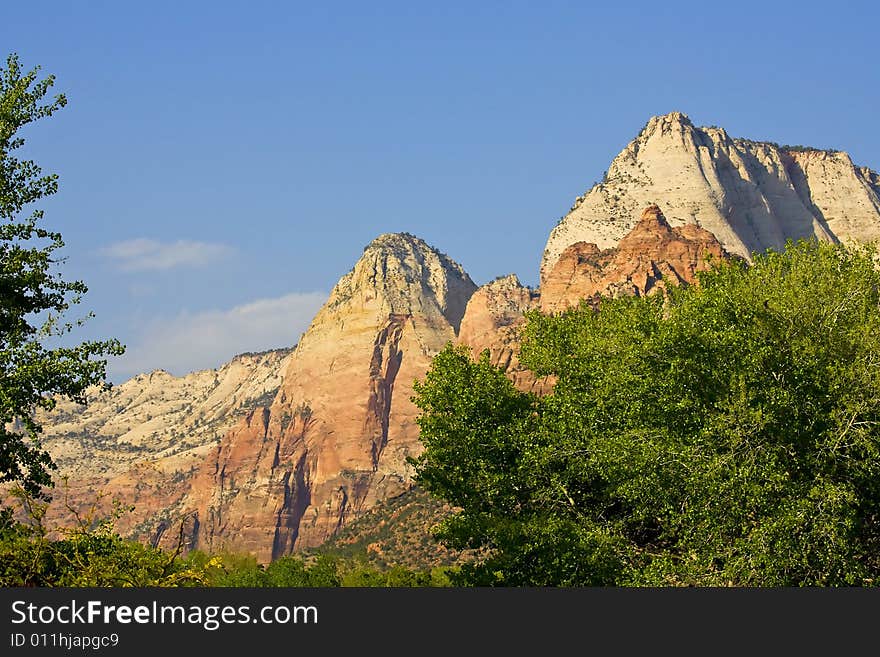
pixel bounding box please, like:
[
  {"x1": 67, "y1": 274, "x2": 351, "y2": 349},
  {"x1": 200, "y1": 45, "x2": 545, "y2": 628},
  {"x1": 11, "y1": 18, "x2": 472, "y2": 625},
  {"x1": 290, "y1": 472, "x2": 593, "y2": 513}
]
[{"x1": 0, "y1": 53, "x2": 124, "y2": 501}]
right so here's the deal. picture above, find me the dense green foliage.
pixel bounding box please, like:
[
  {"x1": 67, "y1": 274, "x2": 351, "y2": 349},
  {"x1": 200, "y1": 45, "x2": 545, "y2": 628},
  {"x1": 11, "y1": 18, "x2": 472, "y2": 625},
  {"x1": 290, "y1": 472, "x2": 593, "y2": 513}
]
[
  {"x1": 0, "y1": 526, "x2": 449, "y2": 587},
  {"x1": 0, "y1": 53, "x2": 123, "y2": 498},
  {"x1": 413, "y1": 240, "x2": 880, "y2": 586},
  {"x1": 0, "y1": 526, "x2": 451, "y2": 588},
  {"x1": 185, "y1": 550, "x2": 453, "y2": 587},
  {"x1": 0, "y1": 492, "x2": 204, "y2": 586}
]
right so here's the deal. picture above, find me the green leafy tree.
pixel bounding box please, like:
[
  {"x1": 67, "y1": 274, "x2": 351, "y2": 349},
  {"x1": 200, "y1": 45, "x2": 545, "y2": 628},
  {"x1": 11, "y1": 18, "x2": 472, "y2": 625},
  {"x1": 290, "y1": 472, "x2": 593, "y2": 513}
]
[
  {"x1": 412, "y1": 240, "x2": 880, "y2": 586},
  {"x1": 0, "y1": 53, "x2": 124, "y2": 499}
]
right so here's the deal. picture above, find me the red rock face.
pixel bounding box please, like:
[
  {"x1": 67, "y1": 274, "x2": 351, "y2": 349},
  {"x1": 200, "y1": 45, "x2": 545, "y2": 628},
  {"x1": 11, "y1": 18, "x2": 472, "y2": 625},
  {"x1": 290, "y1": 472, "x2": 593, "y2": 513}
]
[
  {"x1": 154, "y1": 233, "x2": 478, "y2": 561},
  {"x1": 540, "y1": 204, "x2": 728, "y2": 313},
  {"x1": 456, "y1": 274, "x2": 550, "y2": 394}
]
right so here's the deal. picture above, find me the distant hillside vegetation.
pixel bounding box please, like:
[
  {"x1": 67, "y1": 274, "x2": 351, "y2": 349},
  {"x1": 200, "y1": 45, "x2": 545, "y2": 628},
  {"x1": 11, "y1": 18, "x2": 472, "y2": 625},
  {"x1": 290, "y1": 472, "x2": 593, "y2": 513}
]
[{"x1": 313, "y1": 486, "x2": 479, "y2": 570}]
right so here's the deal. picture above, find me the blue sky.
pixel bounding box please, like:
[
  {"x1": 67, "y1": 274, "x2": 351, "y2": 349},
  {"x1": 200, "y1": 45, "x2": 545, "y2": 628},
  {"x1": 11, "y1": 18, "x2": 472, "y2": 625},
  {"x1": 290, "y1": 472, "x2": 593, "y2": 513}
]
[{"x1": 3, "y1": 1, "x2": 878, "y2": 381}]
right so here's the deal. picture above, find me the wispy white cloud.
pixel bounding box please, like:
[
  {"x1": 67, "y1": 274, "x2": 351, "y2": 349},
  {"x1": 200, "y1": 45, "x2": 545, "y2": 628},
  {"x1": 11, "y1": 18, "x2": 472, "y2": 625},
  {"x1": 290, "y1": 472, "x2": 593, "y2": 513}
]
[
  {"x1": 101, "y1": 238, "x2": 234, "y2": 271},
  {"x1": 109, "y1": 291, "x2": 327, "y2": 382}
]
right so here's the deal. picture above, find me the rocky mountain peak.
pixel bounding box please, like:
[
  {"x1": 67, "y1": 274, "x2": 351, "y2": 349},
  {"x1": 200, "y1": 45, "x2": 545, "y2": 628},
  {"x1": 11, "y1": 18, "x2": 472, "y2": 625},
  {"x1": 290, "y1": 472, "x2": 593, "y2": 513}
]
[
  {"x1": 459, "y1": 274, "x2": 537, "y2": 337},
  {"x1": 542, "y1": 114, "x2": 880, "y2": 284},
  {"x1": 616, "y1": 203, "x2": 679, "y2": 251},
  {"x1": 361, "y1": 232, "x2": 465, "y2": 275},
  {"x1": 643, "y1": 110, "x2": 694, "y2": 134},
  {"x1": 325, "y1": 232, "x2": 476, "y2": 334},
  {"x1": 481, "y1": 273, "x2": 530, "y2": 296},
  {"x1": 161, "y1": 232, "x2": 479, "y2": 559}
]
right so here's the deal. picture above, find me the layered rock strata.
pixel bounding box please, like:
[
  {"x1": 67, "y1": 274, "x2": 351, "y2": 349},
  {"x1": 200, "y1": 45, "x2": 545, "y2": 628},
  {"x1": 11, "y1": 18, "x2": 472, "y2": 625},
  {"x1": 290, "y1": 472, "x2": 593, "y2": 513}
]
[{"x1": 172, "y1": 234, "x2": 477, "y2": 559}]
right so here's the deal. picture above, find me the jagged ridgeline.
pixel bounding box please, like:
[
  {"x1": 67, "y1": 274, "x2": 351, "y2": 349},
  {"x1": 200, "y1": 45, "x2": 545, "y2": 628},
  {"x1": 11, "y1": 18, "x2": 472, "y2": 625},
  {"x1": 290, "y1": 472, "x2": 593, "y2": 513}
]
[
  {"x1": 31, "y1": 349, "x2": 294, "y2": 507},
  {"x1": 26, "y1": 112, "x2": 880, "y2": 568},
  {"x1": 542, "y1": 111, "x2": 880, "y2": 283}
]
